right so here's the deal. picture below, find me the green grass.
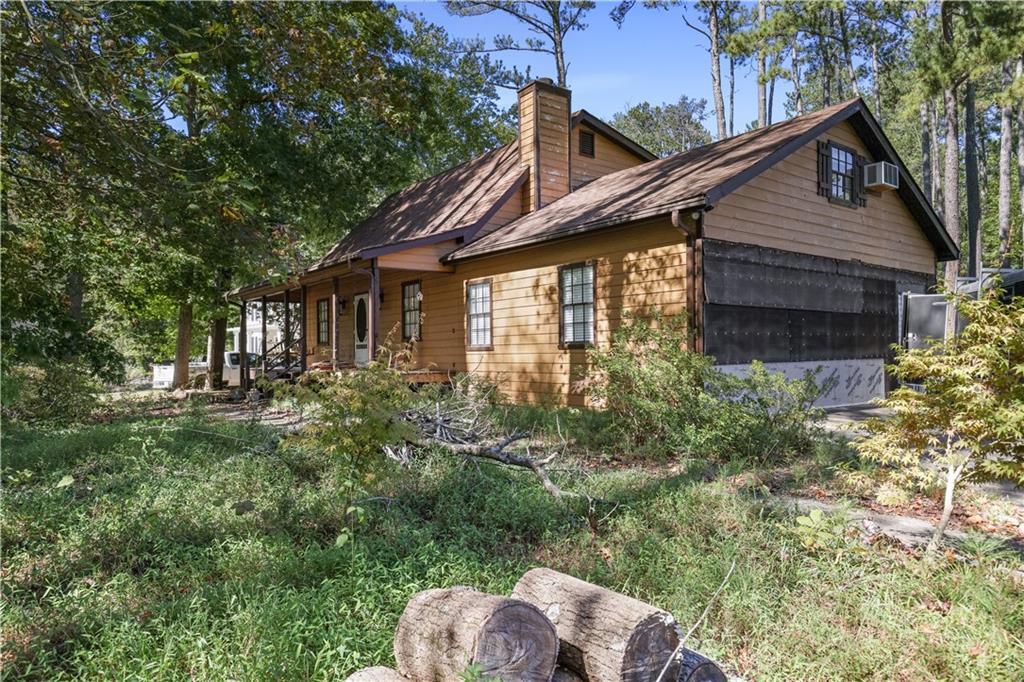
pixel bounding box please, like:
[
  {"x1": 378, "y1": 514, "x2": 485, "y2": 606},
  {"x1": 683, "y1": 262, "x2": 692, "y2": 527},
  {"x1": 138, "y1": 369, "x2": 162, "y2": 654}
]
[{"x1": 3, "y1": 415, "x2": 1023, "y2": 681}]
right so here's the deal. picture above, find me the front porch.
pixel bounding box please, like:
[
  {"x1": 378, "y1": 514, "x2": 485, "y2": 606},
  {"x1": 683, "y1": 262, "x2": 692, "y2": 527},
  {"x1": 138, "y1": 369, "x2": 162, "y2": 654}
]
[{"x1": 231, "y1": 251, "x2": 453, "y2": 390}]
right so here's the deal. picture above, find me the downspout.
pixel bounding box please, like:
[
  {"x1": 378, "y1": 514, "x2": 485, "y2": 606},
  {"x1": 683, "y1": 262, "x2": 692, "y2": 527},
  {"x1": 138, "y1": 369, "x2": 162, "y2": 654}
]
[{"x1": 672, "y1": 209, "x2": 703, "y2": 352}]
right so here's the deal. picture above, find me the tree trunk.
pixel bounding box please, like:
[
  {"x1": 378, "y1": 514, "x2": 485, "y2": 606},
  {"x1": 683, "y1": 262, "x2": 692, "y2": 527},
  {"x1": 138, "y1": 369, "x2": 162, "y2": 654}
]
[
  {"x1": 553, "y1": 668, "x2": 586, "y2": 682},
  {"x1": 942, "y1": 82, "x2": 960, "y2": 339},
  {"x1": 921, "y1": 101, "x2": 932, "y2": 200},
  {"x1": 820, "y1": 31, "x2": 833, "y2": 107},
  {"x1": 838, "y1": 6, "x2": 858, "y2": 97},
  {"x1": 930, "y1": 99, "x2": 943, "y2": 211},
  {"x1": 998, "y1": 61, "x2": 1013, "y2": 267},
  {"x1": 552, "y1": 24, "x2": 567, "y2": 87},
  {"x1": 172, "y1": 302, "x2": 193, "y2": 389},
  {"x1": 65, "y1": 271, "x2": 84, "y2": 323},
  {"x1": 927, "y1": 457, "x2": 965, "y2": 553},
  {"x1": 709, "y1": 2, "x2": 727, "y2": 139},
  {"x1": 344, "y1": 668, "x2": 407, "y2": 682},
  {"x1": 791, "y1": 41, "x2": 803, "y2": 116},
  {"x1": 206, "y1": 316, "x2": 227, "y2": 390},
  {"x1": 728, "y1": 54, "x2": 735, "y2": 136},
  {"x1": 394, "y1": 587, "x2": 558, "y2": 682},
  {"x1": 964, "y1": 79, "x2": 981, "y2": 278},
  {"x1": 512, "y1": 568, "x2": 682, "y2": 682},
  {"x1": 871, "y1": 42, "x2": 882, "y2": 124},
  {"x1": 757, "y1": 0, "x2": 766, "y2": 128},
  {"x1": 1018, "y1": 58, "x2": 1024, "y2": 265}
]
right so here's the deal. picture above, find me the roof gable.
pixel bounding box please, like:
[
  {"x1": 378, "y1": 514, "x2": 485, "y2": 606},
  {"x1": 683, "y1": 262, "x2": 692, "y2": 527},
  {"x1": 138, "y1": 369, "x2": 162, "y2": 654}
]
[
  {"x1": 448, "y1": 99, "x2": 957, "y2": 263},
  {"x1": 572, "y1": 110, "x2": 657, "y2": 162}
]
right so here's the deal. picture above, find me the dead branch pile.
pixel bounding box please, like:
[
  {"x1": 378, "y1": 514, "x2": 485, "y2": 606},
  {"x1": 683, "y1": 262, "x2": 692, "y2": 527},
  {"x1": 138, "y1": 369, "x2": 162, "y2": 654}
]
[
  {"x1": 343, "y1": 569, "x2": 727, "y2": 682},
  {"x1": 390, "y1": 374, "x2": 586, "y2": 503}
]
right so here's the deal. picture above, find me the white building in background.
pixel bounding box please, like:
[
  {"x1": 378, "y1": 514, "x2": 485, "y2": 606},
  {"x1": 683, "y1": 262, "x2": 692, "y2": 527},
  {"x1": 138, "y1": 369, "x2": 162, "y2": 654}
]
[
  {"x1": 226, "y1": 303, "x2": 282, "y2": 355},
  {"x1": 153, "y1": 305, "x2": 284, "y2": 389}
]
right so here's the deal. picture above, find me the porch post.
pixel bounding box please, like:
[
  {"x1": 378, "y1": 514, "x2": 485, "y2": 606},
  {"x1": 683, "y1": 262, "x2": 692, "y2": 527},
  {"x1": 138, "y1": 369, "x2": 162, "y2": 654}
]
[
  {"x1": 283, "y1": 287, "x2": 291, "y2": 368},
  {"x1": 369, "y1": 258, "x2": 380, "y2": 362},
  {"x1": 239, "y1": 300, "x2": 248, "y2": 391},
  {"x1": 331, "y1": 276, "x2": 339, "y2": 369},
  {"x1": 260, "y1": 296, "x2": 267, "y2": 374},
  {"x1": 299, "y1": 284, "x2": 308, "y2": 374}
]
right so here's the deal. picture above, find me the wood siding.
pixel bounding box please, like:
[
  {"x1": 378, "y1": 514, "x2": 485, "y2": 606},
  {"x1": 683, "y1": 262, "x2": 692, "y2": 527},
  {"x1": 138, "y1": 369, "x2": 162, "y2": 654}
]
[
  {"x1": 474, "y1": 187, "x2": 524, "y2": 240},
  {"x1": 303, "y1": 219, "x2": 688, "y2": 405},
  {"x1": 705, "y1": 121, "x2": 937, "y2": 275},
  {"x1": 377, "y1": 241, "x2": 455, "y2": 272},
  {"x1": 518, "y1": 82, "x2": 571, "y2": 212},
  {"x1": 571, "y1": 123, "x2": 648, "y2": 189}
]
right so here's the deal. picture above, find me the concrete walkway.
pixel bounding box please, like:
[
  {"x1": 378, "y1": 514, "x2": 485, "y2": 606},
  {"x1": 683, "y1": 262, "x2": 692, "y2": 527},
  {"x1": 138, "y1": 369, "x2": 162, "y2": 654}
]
[{"x1": 776, "y1": 494, "x2": 1024, "y2": 560}]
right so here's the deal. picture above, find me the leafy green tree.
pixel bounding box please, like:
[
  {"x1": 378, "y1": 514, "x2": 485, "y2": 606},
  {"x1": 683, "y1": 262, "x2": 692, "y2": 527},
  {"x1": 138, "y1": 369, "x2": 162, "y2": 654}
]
[
  {"x1": 3, "y1": 2, "x2": 511, "y2": 394},
  {"x1": 611, "y1": 96, "x2": 712, "y2": 156},
  {"x1": 858, "y1": 287, "x2": 1024, "y2": 552}
]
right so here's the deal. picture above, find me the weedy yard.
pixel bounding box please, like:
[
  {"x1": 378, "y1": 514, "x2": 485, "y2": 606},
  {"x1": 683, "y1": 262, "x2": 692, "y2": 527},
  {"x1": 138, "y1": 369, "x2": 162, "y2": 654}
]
[{"x1": 3, "y1": 408, "x2": 1022, "y2": 681}]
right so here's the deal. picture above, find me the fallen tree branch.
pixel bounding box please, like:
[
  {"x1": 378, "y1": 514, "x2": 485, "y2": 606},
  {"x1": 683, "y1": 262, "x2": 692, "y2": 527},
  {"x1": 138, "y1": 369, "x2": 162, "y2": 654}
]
[{"x1": 426, "y1": 432, "x2": 581, "y2": 501}]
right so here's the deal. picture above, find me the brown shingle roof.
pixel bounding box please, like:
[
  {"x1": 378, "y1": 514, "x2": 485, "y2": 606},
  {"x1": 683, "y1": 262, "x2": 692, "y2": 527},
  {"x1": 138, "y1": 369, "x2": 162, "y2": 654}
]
[
  {"x1": 447, "y1": 99, "x2": 957, "y2": 262},
  {"x1": 312, "y1": 142, "x2": 525, "y2": 269}
]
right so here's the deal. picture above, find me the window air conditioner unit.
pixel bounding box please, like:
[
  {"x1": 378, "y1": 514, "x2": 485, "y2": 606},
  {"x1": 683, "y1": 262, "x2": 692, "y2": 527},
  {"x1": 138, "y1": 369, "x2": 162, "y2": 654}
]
[{"x1": 864, "y1": 161, "x2": 899, "y2": 191}]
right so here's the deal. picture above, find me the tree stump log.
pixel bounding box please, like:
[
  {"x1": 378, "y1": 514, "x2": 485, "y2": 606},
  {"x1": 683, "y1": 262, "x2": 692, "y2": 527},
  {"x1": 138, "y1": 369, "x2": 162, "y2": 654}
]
[
  {"x1": 512, "y1": 568, "x2": 682, "y2": 682},
  {"x1": 343, "y1": 666, "x2": 408, "y2": 682},
  {"x1": 552, "y1": 666, "x2": 586, "y2": 682},
  {"x1": 678, "y1": 650, "x2": 726, "y2": 682},
  {"x1": 394, "y1": 586, "x2": 559, "y2": 682}
]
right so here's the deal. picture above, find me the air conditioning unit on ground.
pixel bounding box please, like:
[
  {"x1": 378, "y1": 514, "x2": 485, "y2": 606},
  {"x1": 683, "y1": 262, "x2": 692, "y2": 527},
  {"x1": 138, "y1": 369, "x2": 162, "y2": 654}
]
[{"x1": 864, "y1": 161, "x2": 899, "y2": 190}]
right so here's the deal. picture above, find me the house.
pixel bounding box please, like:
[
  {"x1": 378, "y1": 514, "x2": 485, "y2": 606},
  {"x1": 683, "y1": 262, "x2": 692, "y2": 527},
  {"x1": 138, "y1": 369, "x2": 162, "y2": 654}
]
[{"x1": 229, "y1": 78, "x2": 957, "y2": 408}]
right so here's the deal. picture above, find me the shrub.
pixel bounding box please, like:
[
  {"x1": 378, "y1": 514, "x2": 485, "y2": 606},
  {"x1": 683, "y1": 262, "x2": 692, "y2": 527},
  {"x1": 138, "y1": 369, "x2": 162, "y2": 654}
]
[
  {"x1": 275, "y1": 362, "x2": 417, "y2": 546},
  {"x1": 711, "y1": 361, "x2": 826, "y2": 462},
  {"x1": 1, "y1": 361, "x2": 99, "y2": 426},
  {"x1": 857, "y1": 286, "x2": 1024, "y2": 551},
  {"x1": 588, "y1": 313, "x2": 825, "y2": 462}
]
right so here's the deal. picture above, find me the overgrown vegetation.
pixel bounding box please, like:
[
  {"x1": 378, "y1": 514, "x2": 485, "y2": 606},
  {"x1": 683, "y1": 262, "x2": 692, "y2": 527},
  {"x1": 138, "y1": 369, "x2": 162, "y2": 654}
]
[
  {"x1": 587, "y1": 314, "x2": 825, "y2": 463},
  {"x1": 3, "y1": 412, "x2": 1022, "y2": 681},
  {"x1": 858, "y1": 287, "x2": 1024, "y2": 551}
]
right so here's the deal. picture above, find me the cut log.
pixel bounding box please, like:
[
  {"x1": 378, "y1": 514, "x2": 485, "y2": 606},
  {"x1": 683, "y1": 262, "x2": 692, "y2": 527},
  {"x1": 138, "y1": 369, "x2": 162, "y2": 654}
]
[
  {"x1": 552, "y1": 667, "x2": 586, "y2": 682},
  {"x1": 344, "y1": 666, "x2": 408, "y2": 682},
  {"x1": 394, "y1": 586, "x2": 558, "y2": 682},
  {"x1": 678, "y1": 650, "x2": 727, "y2": 682},
  {"x1": 512, "y1": 568, "x2": 682, "y2": 682}
]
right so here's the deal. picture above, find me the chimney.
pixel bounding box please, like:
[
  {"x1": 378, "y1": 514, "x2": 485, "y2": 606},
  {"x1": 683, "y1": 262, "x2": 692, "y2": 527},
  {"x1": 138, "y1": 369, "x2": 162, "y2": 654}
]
[{"x1": 518, "y1": 78, "x2": 571, "y2": 213}]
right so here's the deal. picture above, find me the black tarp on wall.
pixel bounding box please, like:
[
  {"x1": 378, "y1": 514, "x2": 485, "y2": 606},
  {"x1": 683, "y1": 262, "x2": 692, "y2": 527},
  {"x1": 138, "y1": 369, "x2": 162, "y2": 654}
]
[{"x1": 701, "y1": 239, "x2": 933, "y2": 365}]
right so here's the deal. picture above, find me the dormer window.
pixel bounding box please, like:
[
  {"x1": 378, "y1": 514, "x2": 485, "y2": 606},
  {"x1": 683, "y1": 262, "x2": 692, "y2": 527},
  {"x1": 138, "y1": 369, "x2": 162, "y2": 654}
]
[{"x1": 579, "y1": 130, "x2": 595, "y2": 158}]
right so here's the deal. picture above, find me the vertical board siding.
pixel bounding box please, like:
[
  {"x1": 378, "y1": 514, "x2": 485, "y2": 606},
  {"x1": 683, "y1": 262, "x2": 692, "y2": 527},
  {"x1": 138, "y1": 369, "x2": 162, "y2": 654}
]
[
  {"x1": 536, "y1": 88, "x2": 570, "y2": 208},
  {"x1": 571, "y1": 124, "x2": 648, "y2": 189},
  {"x1": 705, "y1": 121, "x2": 937, "y2": 274}
]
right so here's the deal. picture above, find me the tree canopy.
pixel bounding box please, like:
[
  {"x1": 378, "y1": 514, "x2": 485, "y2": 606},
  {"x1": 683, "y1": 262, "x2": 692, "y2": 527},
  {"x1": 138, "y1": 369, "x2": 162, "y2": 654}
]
[{"x1": 2, "y1": 1, "x2": 512, "y2": 378}]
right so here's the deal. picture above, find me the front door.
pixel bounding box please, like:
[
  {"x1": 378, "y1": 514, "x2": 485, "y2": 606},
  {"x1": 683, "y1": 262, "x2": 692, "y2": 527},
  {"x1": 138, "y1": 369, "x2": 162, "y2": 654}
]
[{"x1": 353, "y1": 293, "x2": 370, "y2": 366}]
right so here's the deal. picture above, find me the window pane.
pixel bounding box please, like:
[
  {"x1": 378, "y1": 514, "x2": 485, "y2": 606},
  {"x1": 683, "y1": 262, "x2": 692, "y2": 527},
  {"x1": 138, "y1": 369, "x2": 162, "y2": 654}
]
[
  {"x1": 560, "y1": 264, "x2": 594, "y2": 345},
  {"x1": 467, "y1": 282, "x2": 491, "y2": 347},
  {"x1": 402, "y1": 283, "x2": 421, "y2": 340}
]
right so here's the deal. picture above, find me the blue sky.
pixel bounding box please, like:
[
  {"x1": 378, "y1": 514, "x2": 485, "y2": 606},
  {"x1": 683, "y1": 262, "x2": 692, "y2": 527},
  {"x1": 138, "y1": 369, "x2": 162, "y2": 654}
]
[{"x1": 400, "y1": 1, "x2": 790, "y2": 133}]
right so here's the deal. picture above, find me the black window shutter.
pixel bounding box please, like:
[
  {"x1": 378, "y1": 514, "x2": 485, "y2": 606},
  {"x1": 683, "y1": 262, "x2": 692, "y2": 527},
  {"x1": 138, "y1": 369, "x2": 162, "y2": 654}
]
[
  {"x1": 817, "y1": 140, "x2": 831, "y2": 198},
  {"x1": 854, "y1": 155, "x2": 867, "y2": 207}
]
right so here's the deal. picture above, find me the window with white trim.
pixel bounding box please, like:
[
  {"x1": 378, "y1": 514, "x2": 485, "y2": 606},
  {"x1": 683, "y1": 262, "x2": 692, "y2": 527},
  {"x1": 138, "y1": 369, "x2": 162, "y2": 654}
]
[
  {"x1": 466, "y1": 281, "x2": 492, "y2": 349},
  {"x1": 560, "y1": 262, "x2": 594, "y2": 347}
]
